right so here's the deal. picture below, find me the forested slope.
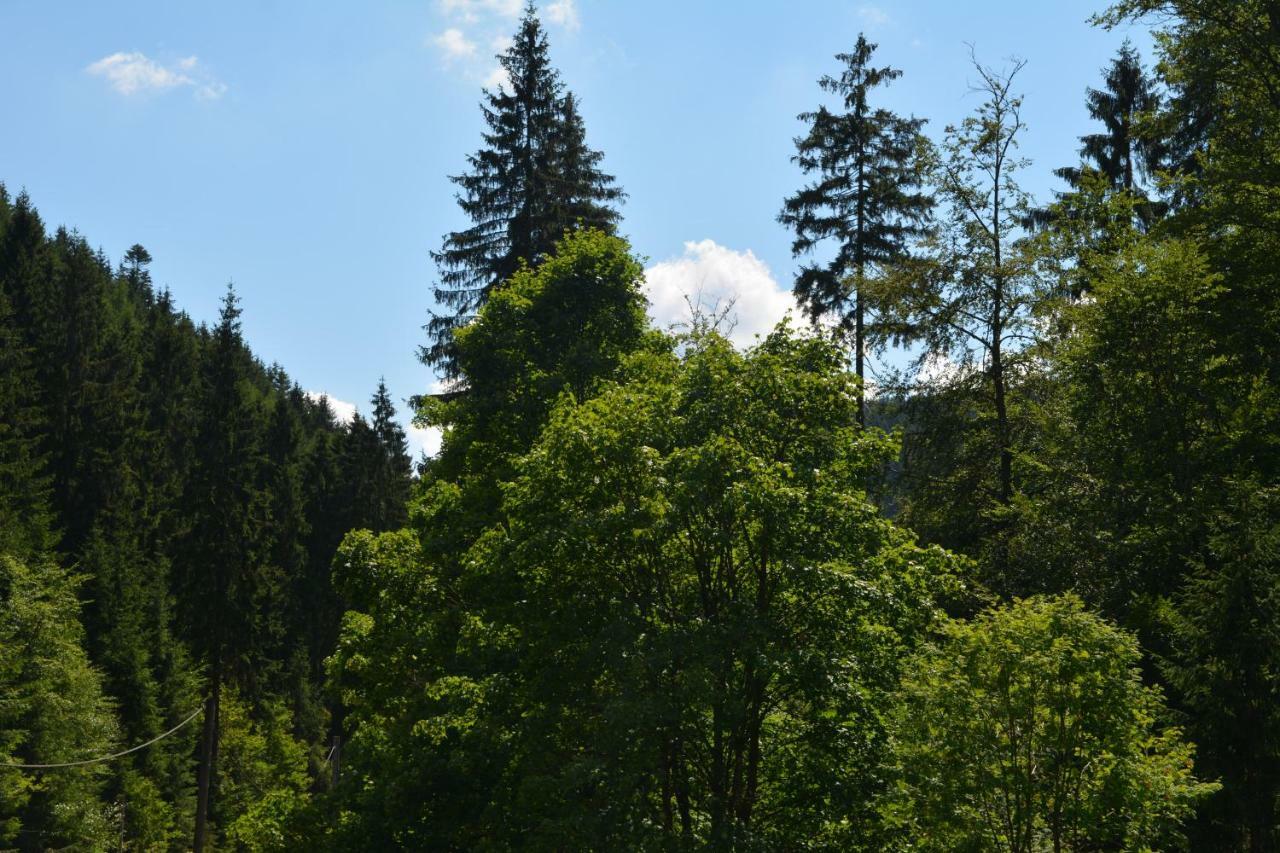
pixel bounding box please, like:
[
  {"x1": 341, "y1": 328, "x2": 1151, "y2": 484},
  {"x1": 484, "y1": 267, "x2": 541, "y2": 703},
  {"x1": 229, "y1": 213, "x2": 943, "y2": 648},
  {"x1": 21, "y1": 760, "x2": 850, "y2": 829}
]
[{"x1": 0, "y1": 189, "x2": 413, "y2": 847}]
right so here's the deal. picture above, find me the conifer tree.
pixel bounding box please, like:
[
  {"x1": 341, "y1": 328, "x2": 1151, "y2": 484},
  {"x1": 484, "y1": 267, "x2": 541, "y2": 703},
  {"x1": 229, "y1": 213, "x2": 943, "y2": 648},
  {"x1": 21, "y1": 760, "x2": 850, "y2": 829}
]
[
  {"x1": 33, "y1": 229, "x2": 116, "y2": 556},
  {"x1": 140, "y1": 287, "x2": 202, "y2": 545},
  {"x1": 1035, "y1": 42, "x2": 1165, "y2": 232},
  {"x1": 263, "y1": 386, "x2": 310, "y2": 654},
  {"x1": 0, "y1": 289, "x2": 54, "y2": 558},
  {"x1": 120, "y1": 243, "x2": 155, "y2": 305},
  {"x1": 339, "y1": 412, "x2": 380, "y2": 530},
  {"x1": 423, "y1": 3, "x2": 623, "y2": 375},
  {"x1": 0, "y1": 187, "x2": 372, "y2": 843},
  {"x1": 780, "y1": 35, "x2": 931, "y2": 423},
  {"x1": 0, "y1": 554, "x2": 121, "y2": 848},
  {"x1": 0, "y1": 192, "x2": 52, "y2": 343},
  {"x1": 297, "y1": 396, "x2": 348, "y2": 677},
  {"x1": 0, "y1": 187, "x2": 54, "y2": 558},
  {"x1": 369, "y1": 379, "x2": 413, "y2": 531},
  {"x1": 1074, "y1": 42, "x2": 1163, "y2": 194},
  {"x1": 184, "y1": 286, "x2": 276, "y2": 850}
]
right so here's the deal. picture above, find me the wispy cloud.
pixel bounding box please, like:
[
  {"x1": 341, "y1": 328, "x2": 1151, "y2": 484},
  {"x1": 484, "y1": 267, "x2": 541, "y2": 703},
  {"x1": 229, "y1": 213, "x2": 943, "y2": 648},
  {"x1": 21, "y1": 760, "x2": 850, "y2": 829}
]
[
  {"x1": 439, "y1": 0, "x2": 522, "y2": 23},
  {"x1": 644, "y1": 240, "x2": 795, "y2": 349},
  {"x1": 432, "y1": 27, "x2": 478, "y2": 62},
  {"x1": 857, "y1": 5, "x2": 891, "y2": 27},
  {"x1": 432, "y1": 0, "x2": 582, "y2": 88},
  {"x1": 545, "y1": 0, "x2": 580, "y2": 32},
  {"x1": 86, "y1": 51, "x2": 225, "y2": 99},
  {"x1": 483, "y1": 64, "x2": 510, "y2": 90}
]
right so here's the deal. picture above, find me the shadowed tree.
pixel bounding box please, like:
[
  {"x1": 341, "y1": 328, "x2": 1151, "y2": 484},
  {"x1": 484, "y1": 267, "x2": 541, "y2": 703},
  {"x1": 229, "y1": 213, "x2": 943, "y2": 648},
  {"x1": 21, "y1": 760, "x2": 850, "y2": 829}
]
[
  {"x1": 780, "y1": 34, "x2": 932, "y2": 423},
  {"x1": 424, "y1": 4, "x2": 623, "y2": 377},
  {"x1": 1033, "y1": 42, "x2": 1165, "y2": 233}
]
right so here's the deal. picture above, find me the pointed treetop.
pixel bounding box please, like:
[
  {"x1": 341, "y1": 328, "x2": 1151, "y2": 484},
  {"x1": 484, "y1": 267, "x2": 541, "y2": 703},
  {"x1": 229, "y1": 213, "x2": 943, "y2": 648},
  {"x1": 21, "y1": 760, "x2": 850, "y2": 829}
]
[{"x1": 424, "y1": 1, "x2": 624, "y2": 378}]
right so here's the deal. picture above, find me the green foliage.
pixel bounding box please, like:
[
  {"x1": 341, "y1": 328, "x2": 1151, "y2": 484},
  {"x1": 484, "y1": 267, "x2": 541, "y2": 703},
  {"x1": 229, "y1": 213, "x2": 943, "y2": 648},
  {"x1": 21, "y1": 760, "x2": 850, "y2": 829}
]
[
  {"x1": 871, "y1": 56, "x2": 1047, "y2": 590},
  {"x1": 1043, "y1": 237, "x2": 1233, "y2": 607},
  {"x1": 180, "y1": 285, "x2": 282, "y2": 691},
  {"x1": 885, "y1": 595, "x2": 1214, "y2": 851},
  {"x1": 217, "y1": 690, "x2": 312, "y2": 851},
  {"x1": 9, "y1": 4, "x2": 1280, "y2": 844},
  {"x1": 488, "y1": 328, "x2": 959, "y2": 848},
  {"x1": 0, "y1": 553, "x2": 120, "y2": 848},
  {"x1": 429, "y1": 228, "x2": 652, "y2": 470},
  {"x1": 1159, "y1": 483, "x2": 1280, "y2": 847},
  {"x1": 0, "y1": 286, "x2": 52, "y2": 560},
  {"x1": 332, "y1": 325, "x2": 963, "y2": 848},
  {"x1": 330, "y1": 228, "x2": 658, "y2": 847},
  {"x1": 417, "y1": 228, "x2": 657, "y2": 568},
  {"x1": 0, "y1": 186, "x2": 412, "y2": 848}
]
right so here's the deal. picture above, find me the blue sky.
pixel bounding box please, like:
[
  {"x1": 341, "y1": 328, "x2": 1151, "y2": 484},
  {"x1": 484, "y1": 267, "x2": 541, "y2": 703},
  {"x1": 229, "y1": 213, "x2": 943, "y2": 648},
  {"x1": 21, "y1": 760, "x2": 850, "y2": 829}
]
[{"x1": 0, "y1": 1, "x2": 1153, "y2": 455}]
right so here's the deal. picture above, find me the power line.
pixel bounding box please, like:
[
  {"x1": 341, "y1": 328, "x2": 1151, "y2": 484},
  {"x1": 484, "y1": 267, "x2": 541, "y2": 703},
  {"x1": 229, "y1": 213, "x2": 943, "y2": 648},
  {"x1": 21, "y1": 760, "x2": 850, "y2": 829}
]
[{"x1": 0, "y1": 703, "x2": 205, "y2": 770}]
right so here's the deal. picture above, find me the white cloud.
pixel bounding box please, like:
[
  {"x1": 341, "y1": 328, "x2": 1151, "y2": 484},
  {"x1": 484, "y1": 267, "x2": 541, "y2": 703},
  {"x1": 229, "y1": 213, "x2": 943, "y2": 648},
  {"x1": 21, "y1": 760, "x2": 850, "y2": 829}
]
[
  {"x1": 86, "y1": 51, "x2": 225, "y2": 99},
  {"x1": 308, "y1": 389, "x2": 442, "y2": 461},
  {"x1": 482, "y1": 64, "x2": 510, "y2": 89},
  {"x1": 408, "y1": 376, "x2": 455, "y2": 460},
  {"x1": 481, "y1": 36, "x2": 513, "y2": 89},
  {"x1": 195, "y1": 80, "x2": 228, "y2": 100},
  {"x1": 407, "y1": 423, "x2": 443, "y2": 460},
  {"x1": 857, "y1": 5, "x2": 891, "y2": 26},
  {"x1": 86, "y1": 52, "x2": 188, "y2": 95},
  {"x1": 439, "y1": 0, "x2": 522, "y2": 23},
  {"x1": 433, "y1": 0, "x2": 579, "y2": 87},
  {"x1": 306, "y1": 391, "x2": 358, "y2": 424},
  {"x1": 432, "y1": 27, "x2": 478, "y2": 62},
  {"x1": 545, "y1": 0, "x2": 580, "y2": 31},
  {"x1": 915, "y1": 351, "x2": 972, "y2": 388},
  {"x1": 643, "y1": 240, "x2": 795, "y2": 349}
]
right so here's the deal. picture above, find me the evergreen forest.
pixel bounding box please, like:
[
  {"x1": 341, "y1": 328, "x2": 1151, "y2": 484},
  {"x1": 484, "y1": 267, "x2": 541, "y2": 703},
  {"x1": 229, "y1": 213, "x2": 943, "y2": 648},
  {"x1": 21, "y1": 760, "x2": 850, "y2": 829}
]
[{"x1": 2, "y1": 1, "x2": 1279, "y2": 849}]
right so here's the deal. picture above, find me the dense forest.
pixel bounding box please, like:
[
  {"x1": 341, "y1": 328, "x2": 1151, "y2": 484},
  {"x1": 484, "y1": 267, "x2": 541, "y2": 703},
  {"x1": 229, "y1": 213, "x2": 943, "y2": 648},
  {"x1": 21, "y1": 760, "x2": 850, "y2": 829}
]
[{"x1": 1, "y1": 0, "x2": 1278, "y2": 849}]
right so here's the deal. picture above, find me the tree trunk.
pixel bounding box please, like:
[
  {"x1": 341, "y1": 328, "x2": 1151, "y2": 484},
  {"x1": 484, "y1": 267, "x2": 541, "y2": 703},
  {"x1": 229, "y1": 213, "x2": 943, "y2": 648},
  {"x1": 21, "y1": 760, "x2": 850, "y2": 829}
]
[
  {"x1": 855, "y1": 284, "x2": 865, "y2": 427},
  {"x1": 991, "y1": 142, "x2": 1012, "y2": 508},
  {"x1": 855, "y1": 157, "x2": 867, "y2": 427},
  {"x1": 193, "y1": 673, "x2": 220, "y2": 852},
  {"x1": 992, "y1": 343, "x2": 1012, "y2": 506}
]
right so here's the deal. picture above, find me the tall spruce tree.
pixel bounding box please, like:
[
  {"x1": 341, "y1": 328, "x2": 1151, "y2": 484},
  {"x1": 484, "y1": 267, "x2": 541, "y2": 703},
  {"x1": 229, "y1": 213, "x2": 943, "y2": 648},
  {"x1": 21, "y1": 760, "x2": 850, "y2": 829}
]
[
  {"x1": 1034, "y1": 42, "x2": 1165, "y2": 233},
  {"x1": 368, "y1": 379, "x2": 412, "y2": 531},
  {"x1": 779, "y1": 34, "x2": 931, "y2": 423},
  {"x1": 0, "y1": 286, "x2": 54, "y2": 559},
  {"x1": 423, "y1": 3, "x2": 623, "y2": 376},
  {"x1": 120, "y1": 243, "x2": 155, "y2": 305},
  {"x1": 0, "y1": 188, "x2": 53, "y2": 558},
  {"x1": 185, "y1": 285, "x2": 276, "y2": 851},
  {"x1": 1074, "y1": 42, "x2": 1163, "y2": 195}
]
